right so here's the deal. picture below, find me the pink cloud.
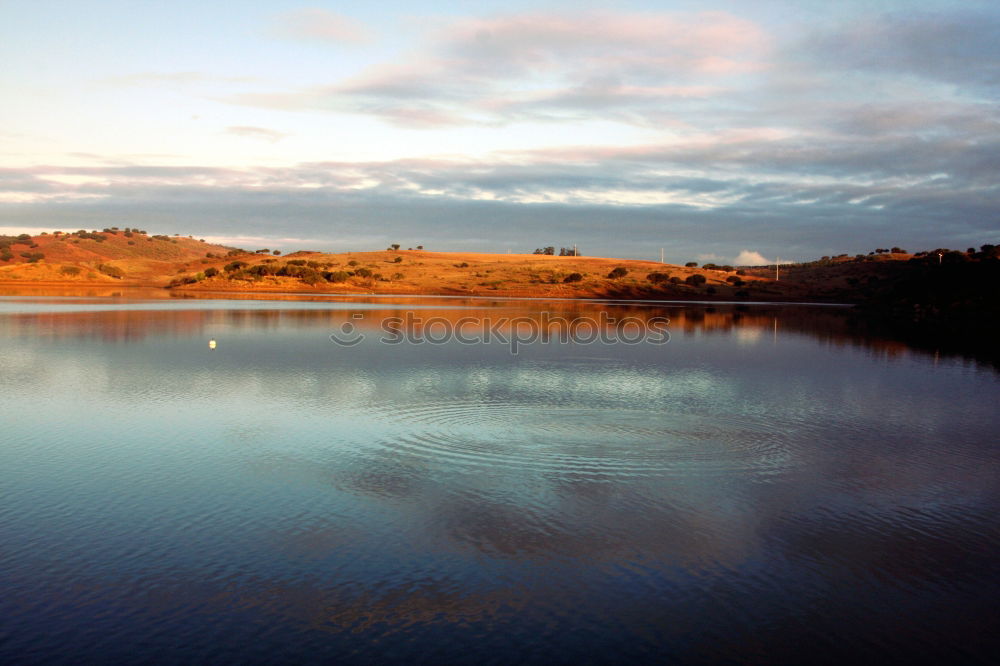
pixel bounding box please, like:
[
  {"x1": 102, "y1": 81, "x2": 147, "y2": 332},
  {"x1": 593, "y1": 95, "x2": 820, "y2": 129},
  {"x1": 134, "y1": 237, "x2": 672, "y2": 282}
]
[
  {"x1": 271, "y1": 8, "x2": 371, "y2": 44},
  {"x1": 226, "y1": 10, "x2": 770, "y2": 127}
]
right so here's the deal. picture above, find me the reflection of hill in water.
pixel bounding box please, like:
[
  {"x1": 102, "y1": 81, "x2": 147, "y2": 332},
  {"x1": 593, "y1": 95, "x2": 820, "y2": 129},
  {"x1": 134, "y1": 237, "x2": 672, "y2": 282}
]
[{"x1": 0, "y1": 289, "x2": 995, "y2": 370}]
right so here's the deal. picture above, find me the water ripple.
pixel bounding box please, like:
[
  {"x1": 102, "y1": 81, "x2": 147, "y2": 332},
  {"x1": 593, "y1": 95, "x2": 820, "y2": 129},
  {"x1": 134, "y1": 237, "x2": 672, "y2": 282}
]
[{"x1": 368, "y1": 399, "x2": 801, "y2": 478}]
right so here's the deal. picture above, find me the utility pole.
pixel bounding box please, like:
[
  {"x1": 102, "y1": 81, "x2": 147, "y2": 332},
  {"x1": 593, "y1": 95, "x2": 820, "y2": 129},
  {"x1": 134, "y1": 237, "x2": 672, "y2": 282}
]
[
  {"x1": 660, "y1": 248, "x2": 664, "y2": 264},
  {"x1": 574, "y1": 244, "x2": 578, "y2": 257},
  {"x1": 776, "y1": 256, "x2": 780, "y2": 281}
]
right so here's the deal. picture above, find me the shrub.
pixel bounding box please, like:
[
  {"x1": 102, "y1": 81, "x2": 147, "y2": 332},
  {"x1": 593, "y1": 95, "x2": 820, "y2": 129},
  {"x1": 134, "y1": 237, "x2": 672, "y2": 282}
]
[
  {"x1": 167, "y1": 275, "x2": 198, "y2": 287},
  {"x1": 393, "y1": 256, "x2": 403, "y2": 263},
  {"x1": 354, "y1": 267, "x2": 373, "y2": 278},
  {"x1": 248, "y1": 264, "x2": 276, "y2": 277},
  {"x1": 685, "y1": 261, "x2": 698, "y2": 267},
  {"x1": 20, "y1": 252, "x2": 45, "y2": 263},
  {"x1": 273, "y1": 250, "x2": 281, "y2": 255},
  {"x1": 224, "y1": 261, "x2": 248, "y2": 272},
  {"x1": 563, "y1": 272, "x2": 583, "y2": 283},
  {"x1": 669, "y1": 276, "x2": 682, "y2": 284},
  {"x1": 607, "y1": 266, "x2": 628, "y2": 279},
  {"x1": 203, "y1": 267, "x2": 219, "y2": 278},
  {"x1": 726, "y1": 276, "x2": 744, "y2": 286},
  {"x1": 97, "y1": 264, "x2": 124, "y2": 278},
  {"x1": 299, "y1": 268, "x2": 324, "y2": 285},
  {"x1": 324, "y1": 271, "x2": 350, "y2": 282},
  {"x1": 392, "y1": 272, "x2": 405, "y2": 280},
  {"x1": 685, "y1": 274, "x2": 707, "y2": 286},
  {"x1": 347, "y1": 260, "x2": 358, "y2": 267},
  {"x1": 454, "y1": 262, "x2": 469, "y2": 268},
  {"x1": 647, "y1": 272, "x2": 670, "y2": 284},
  {"x1": 60, "y1": 265, "x2": 81, "y2": 276}
]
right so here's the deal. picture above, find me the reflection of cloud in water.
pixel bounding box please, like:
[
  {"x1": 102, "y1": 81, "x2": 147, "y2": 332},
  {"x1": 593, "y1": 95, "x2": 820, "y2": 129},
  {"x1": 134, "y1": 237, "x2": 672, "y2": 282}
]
[{"x1": 734, "y1": 327, "x2": 763, "y2": 346}]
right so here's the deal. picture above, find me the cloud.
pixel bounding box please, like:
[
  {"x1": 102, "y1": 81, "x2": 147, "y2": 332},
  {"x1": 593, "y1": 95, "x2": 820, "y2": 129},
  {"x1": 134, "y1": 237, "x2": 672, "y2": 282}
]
[
  {"x1": 270, "y1": 8, "x2": 371, "y2": 44},
  {"x1": 796, "y1": 10, "x2": 1000, "y2": 93},
  {"x1": 228, "y1": 10, "x2": 768, "y2": 127},
  {"x1": 733, "y1": 250, "x2": 770, "y2": 266},
  {"x1": 103, "y1": 71, "x2": 258, "y2": 88},
  {"x1": 1, "y1": 150, "x2": 996, "y2": 260},
  {"x1": 224, "y1": 126, "x2": 289, "y2": 143}
]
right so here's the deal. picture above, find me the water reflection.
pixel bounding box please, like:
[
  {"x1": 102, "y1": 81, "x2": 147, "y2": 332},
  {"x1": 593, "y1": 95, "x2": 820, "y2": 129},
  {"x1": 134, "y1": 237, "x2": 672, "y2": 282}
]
[
  {"x1": 1, "y1": 290, "x2": 998, "y2": 664},
  {"x1": 0, "y1": 290, "x2": 975, "y2": 369}
]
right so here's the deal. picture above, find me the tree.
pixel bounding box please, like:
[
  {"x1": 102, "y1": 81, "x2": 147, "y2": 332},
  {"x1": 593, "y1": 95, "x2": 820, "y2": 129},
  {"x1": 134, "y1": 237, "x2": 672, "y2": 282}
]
[
  {"x1": 563, "y1": 272, "x2": 583, "y2": 283},
  {"x1": 647, "y1": 272, "x2": 670, "y2": 284},
  {"x1": 273, "y1": 250, "x2": 281, "y2": 255},
  {"x1": 685, "y1": 261, "x2": 698, "y2": 267},
  {"x1": 607, "y1": 266, "x2": 628, "y2": 279}
]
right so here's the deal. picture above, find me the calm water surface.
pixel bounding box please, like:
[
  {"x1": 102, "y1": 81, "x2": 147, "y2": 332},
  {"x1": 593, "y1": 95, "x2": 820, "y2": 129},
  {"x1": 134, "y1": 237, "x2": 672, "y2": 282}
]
[{"x1": 1, "y1": 291, "x2": 998, "y2": 664}]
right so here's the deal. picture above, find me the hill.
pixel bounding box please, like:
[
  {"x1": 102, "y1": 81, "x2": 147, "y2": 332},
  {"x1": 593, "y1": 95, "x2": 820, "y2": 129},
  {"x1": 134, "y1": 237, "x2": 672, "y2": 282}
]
[
  {"x1": 161, "y1": 249, "x2": 784, "y2": 300},
  {"x1": 2, "y1": 232, "x2": 997, "y2": 328},
  {"x1": 0, "y1": 228, "x2": 237, "y2": 284}
]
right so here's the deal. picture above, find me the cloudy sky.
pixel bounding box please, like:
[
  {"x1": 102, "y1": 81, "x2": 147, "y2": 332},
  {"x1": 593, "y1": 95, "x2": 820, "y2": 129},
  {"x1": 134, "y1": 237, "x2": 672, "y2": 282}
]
[{"x1": 2, "y1": 0, "x2": 998, "y2": 263}]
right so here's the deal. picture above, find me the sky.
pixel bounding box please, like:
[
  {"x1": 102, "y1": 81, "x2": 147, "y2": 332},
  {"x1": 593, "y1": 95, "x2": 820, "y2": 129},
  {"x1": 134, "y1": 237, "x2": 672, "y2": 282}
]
[{"x1": 1, "y1": 0, "x2": 998, "y2": 263}]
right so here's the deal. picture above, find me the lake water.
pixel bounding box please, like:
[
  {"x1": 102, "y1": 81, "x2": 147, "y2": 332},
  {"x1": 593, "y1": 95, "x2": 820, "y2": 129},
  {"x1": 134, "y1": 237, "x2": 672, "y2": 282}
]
[{"x1": 1, "y1": 290, "x2": 998, "y2": 664}]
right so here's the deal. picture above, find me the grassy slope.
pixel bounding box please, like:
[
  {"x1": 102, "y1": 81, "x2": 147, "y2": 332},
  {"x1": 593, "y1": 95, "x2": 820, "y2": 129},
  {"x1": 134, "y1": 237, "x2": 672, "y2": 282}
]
[
  {"x1": 0, "y1": 230, "x2": 235, "y2": 284},
  {"x1": 3, "y1": 233, "x2": 997, "y2": 316},
  {"x1": 175, "y1": 249, "x2": 773, "y2": 300}
]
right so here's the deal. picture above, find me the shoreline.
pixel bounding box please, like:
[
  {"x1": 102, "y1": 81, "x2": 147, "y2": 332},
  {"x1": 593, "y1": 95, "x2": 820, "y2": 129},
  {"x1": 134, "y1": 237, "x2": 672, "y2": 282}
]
[{"x1": 0, "y1": 278, "x2": 855, "y2": 305}]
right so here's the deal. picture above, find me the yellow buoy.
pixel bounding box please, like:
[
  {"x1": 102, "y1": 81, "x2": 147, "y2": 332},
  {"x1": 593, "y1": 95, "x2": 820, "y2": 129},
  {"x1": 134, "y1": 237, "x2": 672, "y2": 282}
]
[{"x1": 209, "y1": 339, "x2": 217, "y2": 350}]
